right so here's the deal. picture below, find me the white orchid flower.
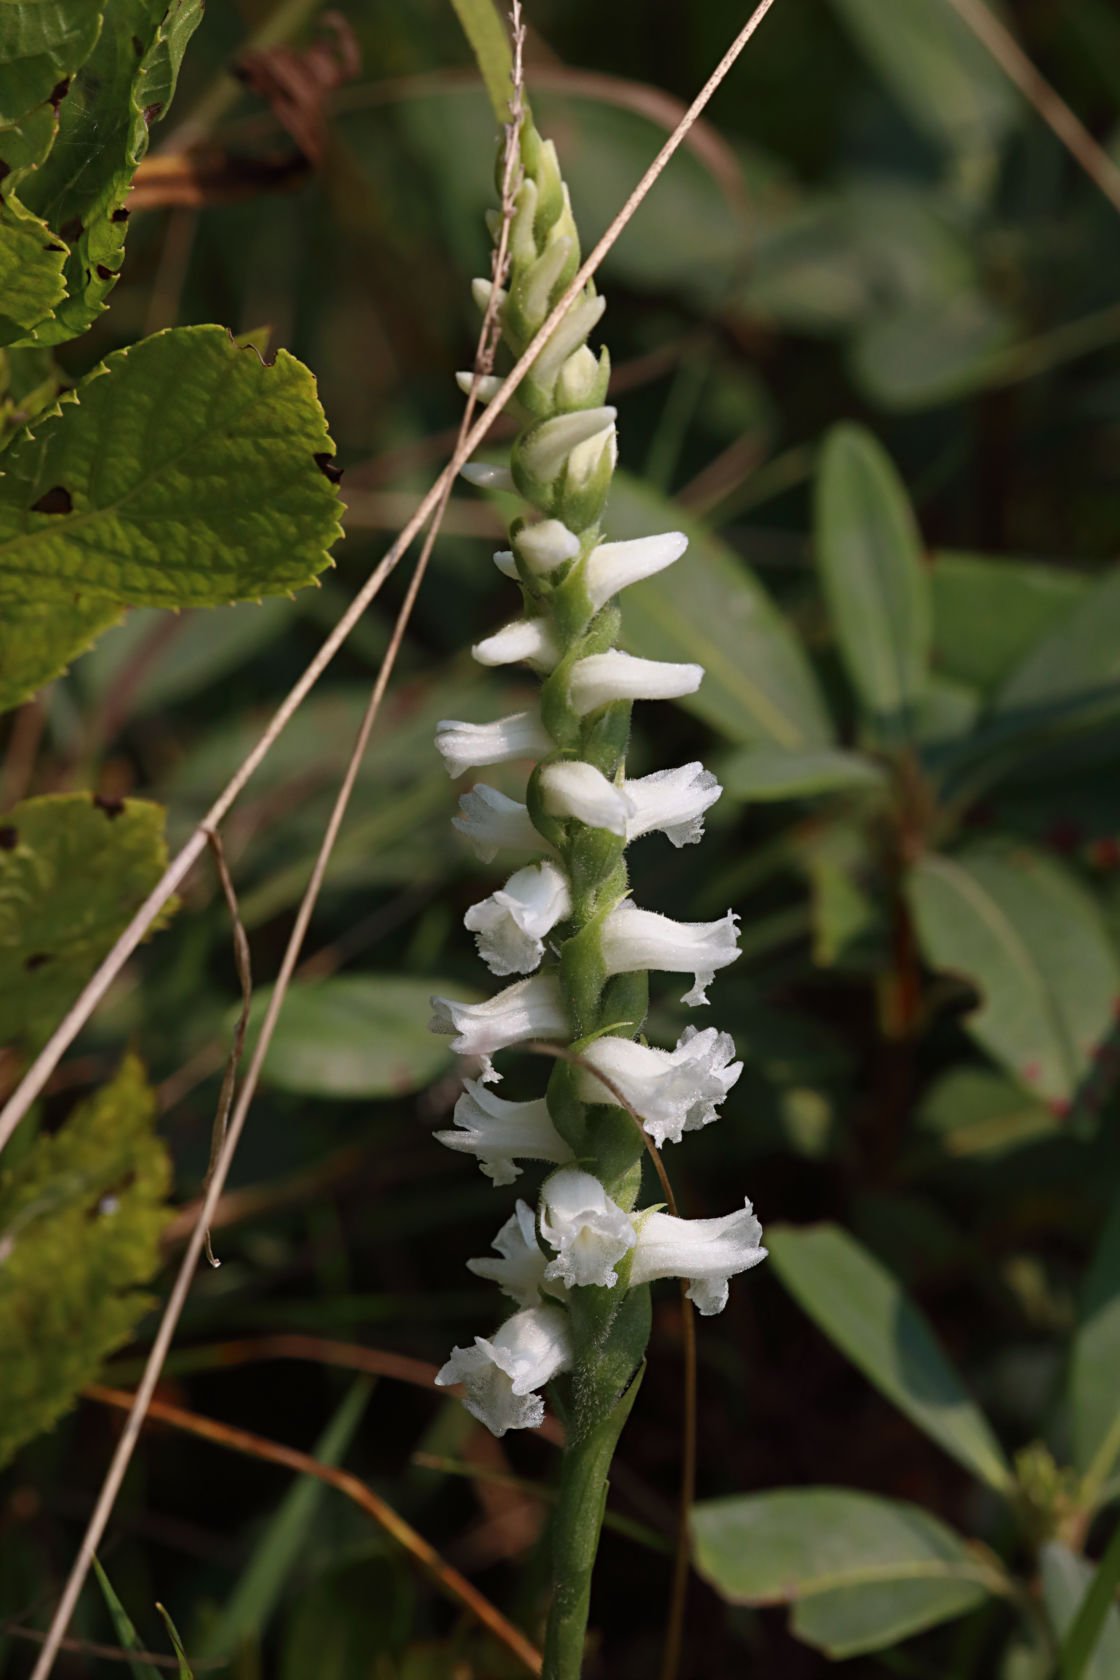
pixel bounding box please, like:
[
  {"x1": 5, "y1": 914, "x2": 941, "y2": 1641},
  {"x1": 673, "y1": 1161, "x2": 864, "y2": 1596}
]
[{"x1": 435, "y1": 1305, "x2": 573, "y2": 1436}]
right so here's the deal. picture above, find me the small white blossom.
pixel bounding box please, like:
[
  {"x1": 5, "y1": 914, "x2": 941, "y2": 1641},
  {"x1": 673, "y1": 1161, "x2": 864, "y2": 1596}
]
[
  {"x1": 470, "y1": 277, "x2": 508, "y2": 314},
  {"x1": 460, "y1": 460, "x2": 515, "y2": 493},
  {"x1": 530, "y1": 293, "x2": 607, "y2": 387},
  {"x1": 435, "y1": 1304, "x2": 572, "y2": 1436},
  {"x1": 519, "y1": 407, "x2": 616, "y2": 485},
  {"x1": 453, "y1": 785, "x2": 540, "y2": 862},
  {"x1": 436, "y1": 1080, "x2": 572, "y2": 1184},
  {"x1": 539, "y1": 1168, "x2": 635, "y2": 1289},
  {"x1": 630, "y1": 1199, "x2": 767, "y2": 1315},
  {"x1": 539, "y1": 761, "x2": 635, "y2": 837},
  {"x1": 464, "y1": 861, "x2": 572, "y2": 975},
  {"x1": 600, "y1": 901, "x2": 740, "y2": 1006},
  {"x1": 468, "y1": 1200, "x2": 565, "y2": 1305},
  {"x1": 472, "y1": 618, "x2": 558, "y2": 670},
  {"x1": 510, "y1": 518, "x2": 582, "y2": 576},
  {"x1": 585, "y1": 532, "x2": 688, "y2": 611},
  {"x1": 565, "y1": 421, "x2": 617, "y2": 491},
  {"x1": 454, "y1": 371, "x2": 504, "y2": 403},
  {"x1": 567, "y1": 650, "x2": 703, "y2": 715},
  {"x1": 624, "y1": 762, "x2": 722, "y2": 847},
  {"x1": 435, "y1": 712, "x2": 552, "y2": 778},
  {"x1": 429, "y1": 973, "x2": 567, "y2": 1081},
  {"x1": 556, "y1": 344, "x2": 604, "y2": 409},
  {"x1": 574, "y1": 1026, "x2": 743, "y2": 1147}
]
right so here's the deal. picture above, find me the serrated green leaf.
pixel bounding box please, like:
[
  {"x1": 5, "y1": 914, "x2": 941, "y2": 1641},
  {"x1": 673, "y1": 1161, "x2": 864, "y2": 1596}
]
[
  {"x1": 608, "y1": 470, "x2": 834, "y2": 750},
  {"x1": 906, "y1": 845, "x2": 1120, "y2": 1106},
  {"x1": 17, "y1": 0, "x2": 204, "y2": 345},
  {"x1": 0, "y1": 4, "x2": 102, "y2": 124},
  {"x1": 0, "y1": 325, "x2": 343, "y2": 608},
  {"x1": 0, "y1": 1055, "x2": 172, "y2": 1467},
  {"x1": 0, "y1": 199, "x2": 66, "y2": 341},
  {"x1": 692, "y1": 1488, "x2": 995, "y2": 1659},
  {"x1": 0, "y1": 596, "x2": 123, "y2": 712},
  {"x1": 245, "y1": 976, "x2": 482, "y2": 1099},
  {"x1": 826, "y1": 0, "x2": 1021, "y2": 161},
  {"x1": 0, "y1": 792, "x2": 172, "y2": 1046},
  {"x1": 767, "y1": 1222, "x2": 1013, "y2": 1492},
  {"x1": 815, "y1": 422, "x2": 931, "y2": 742}
]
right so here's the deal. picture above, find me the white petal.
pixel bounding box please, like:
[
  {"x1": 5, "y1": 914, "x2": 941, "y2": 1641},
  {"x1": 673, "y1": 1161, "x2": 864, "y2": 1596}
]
[
  {"x1": 575, "y1": 1025, "x2": 743, "y2": 1147},
  {"x1": 435, "y1": 713, "x2": 552, "y2": 778},
  {"x1": 539, "y1": 761, "x2": 635, "y2": 837},
  {"x1": 493, "y1": 548, "x2": 519, "y2": 580},
  {"x1": 567, "y1": 650, "x2": 703, "y2": 715},
  {"x1": 539, "y1": 1167, "x2": 635, "y2": 1289},
  {"x1": 530, "y1": 293, "x2": 607, "y2": 387},
  {"x1": 472, "y1": 619, "x2": 558, "y2": 670},
  {"x1": 470, "y1": 277, "x2": 508, "y2": 313},
  {"x1": 519, "y1": 407, "x2": 616, "y2": 485},
  {"x1": 623, "y1": 762, "x2": 722, "y2": 847},
  {"x1": 467, "y1": 1200, "x2": 562, "y2": 1304},
  {"x1": 565, "y1": 422, "x2": 616, "y2": 491},
  {"x1": 464, "y1": 861, "x2": 572, "y2": 975},
  {"x1": 629, "y1": 1200, "x2": 767, "y2": 1315},
  {"x1": 585, "y1": 532, "x2": 688, "y2": 612},
  {"x1": 429, "y1": 974, "x2": 567, "y2": 1081},
  {"x1": 460, "y1": 461, "x2": 515, "y2": 493},
  {"x1": 435, "y1": 1304, "x2": 572, "y2": 1436},
  {"x1": 452, "y1": 785, "x2": 540, "y2": 862},
  {"x1": 516, "y1": 519, "x2": 581, "y2": 574},
  {"x1": 437, "y1": 1082, "x2": 572, "y2": 1186},
  {"x1": 600, "y1": 902, "x2": 740, "y2": 1006}
]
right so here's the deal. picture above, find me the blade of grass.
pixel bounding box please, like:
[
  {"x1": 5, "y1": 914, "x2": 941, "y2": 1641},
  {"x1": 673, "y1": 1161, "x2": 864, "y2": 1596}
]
[
  {"x1": 1061, "y1": 1522, "x2": 1120, "y2": 1680},
  {"x1": 154, "y1": 1608, "x2": 194, "y2": 1680},
  {"x1": 91, "y1": 1559, "x2": 161, "y2": 1680}
]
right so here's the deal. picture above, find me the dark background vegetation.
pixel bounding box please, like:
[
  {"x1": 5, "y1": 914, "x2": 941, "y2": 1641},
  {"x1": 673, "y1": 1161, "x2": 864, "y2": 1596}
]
[{"x1": 4, "y1": 0, "x2": 1120, "y2": 1675}]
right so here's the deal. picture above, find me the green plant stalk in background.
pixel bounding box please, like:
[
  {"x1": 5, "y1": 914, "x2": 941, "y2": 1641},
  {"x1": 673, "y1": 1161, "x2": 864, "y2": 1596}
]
[{"x1": 430, "y1": 110, "x2": 765, "y2": 1676}]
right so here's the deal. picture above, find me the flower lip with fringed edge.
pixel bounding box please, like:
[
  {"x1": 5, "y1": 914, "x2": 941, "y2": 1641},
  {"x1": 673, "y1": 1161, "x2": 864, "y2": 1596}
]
[
  {"x1": 434, "y1": 1304, "x2": 573, "y2": 1437},
  {"x1": 630, "y1": 1199, "x2": 767, "y2": 1315},
  {"x1": 434, "y1": 1079, "x2": 573, "y2": 1185},
  {"x1": 464, "y1": 860, "x2": 572, "y2": 976},
  {"x1": 574, "y1": 1025, "x2": 743, "y2": 1147},
  {"x1": 599, "y1": 901, "x2": 741, "y2": 1005},
  {"x1": 429, "y1": 973, "x2": 567, "y2": 1081},
  {"x1": 453, "y1": 783, "x2": 543, "y2": 861},
  {"x1": 538, "y1": 1167, "x2": 637, "y2": 1289}
]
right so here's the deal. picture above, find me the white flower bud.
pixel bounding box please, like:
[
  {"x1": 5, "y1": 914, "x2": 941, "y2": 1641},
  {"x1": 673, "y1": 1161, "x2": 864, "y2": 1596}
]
[
  {"x1": 556, "y1": 345, "x2": 606, "y2": 410},
  {"x1": 493, "y1": 548, "x2": 519, "y2": 580},
  {"x1": 539, "y1": 761, "x2": 635, "y2": 837},
  {"x1": 471, "y1": 277, "x2": 508, "y2": 314},
  {"x1": 453, "y1": 785, "x2": 540, "y2": 862},
  {"x1": 624, "y1": 762, "x2": 722, "y2": 848},
  {"x1": 521, "y1": 236, "x2": 572, "y2": 325},
  {"x1": 472, "y1": 618, "x2": 558, "y2": 670},
  {"x1": 600, "y1": 901, "x2": 740, "y2": 1006},
  {"x1": 455, "y1": 371, "x2": 505, "y2": 404},
  {"x1": 467, "y1": 1199, "x2": 566, "y2": 1304},
  {"x1": 464, "y1": 861, "x2": 572, "y2": 975},
  {"x1": 585, "y1": 532, "x2": 688, "y2": 612},
  {"x1": 460, "y1": 461, "x2": 515, "y2": 493},
  {"x1": 519, "y1": 407, "x2": 616, "y2": 486},
  {"x1": 515, "y1": 519, "x2": 581, "y2": 574},
  {"x1": 630, "y1": 1199, "x2": 767, "y2": 1315},
  {"x1": 531, "y1": 293, "x2": 607, "y2": 387},
  {"x1": 539, "y1": 1168, "x2": 636, "y2": 1289},
  {"x1": 575, "y1": 1026, "x2": 743, "y2": 1147},
  {"x1": 436, "y1": 1084, "x2": 572, "y2": 1186},
  {"x1": 435, "y1": 713, "x2": 552, "y2": 778},
  {"x1": 435, "y1": 1304, "x2": 573, "y2": 1436},
  {"x1": 567, "y1": 650, "x2": 703, "y2": 716},
  {"x1": 565, "y1": 421, "x2": 616, "y2": 492},
  {"x1": 429, "y1": 973, "x2": 567, "y2": 1082},
  {"x1": 509, "y1": 176, "x2": 539, "y2": 265}
]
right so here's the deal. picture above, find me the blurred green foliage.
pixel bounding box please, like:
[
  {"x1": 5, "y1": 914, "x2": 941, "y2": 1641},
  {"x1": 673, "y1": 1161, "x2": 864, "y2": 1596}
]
[{"x1": 3, "y1": 0, "x2": 1120, "y2": 1675}]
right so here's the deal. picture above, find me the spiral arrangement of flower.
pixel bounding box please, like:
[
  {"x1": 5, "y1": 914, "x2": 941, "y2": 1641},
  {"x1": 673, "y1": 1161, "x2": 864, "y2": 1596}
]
[{"x1": 427, "y1": 112, "x2": 767, "y2": 1675}]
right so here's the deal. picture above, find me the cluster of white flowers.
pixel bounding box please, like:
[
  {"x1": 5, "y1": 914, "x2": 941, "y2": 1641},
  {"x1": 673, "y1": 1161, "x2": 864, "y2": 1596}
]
[{"x1": 428, "y1": 119, "x2": 765, "y2": 1439}]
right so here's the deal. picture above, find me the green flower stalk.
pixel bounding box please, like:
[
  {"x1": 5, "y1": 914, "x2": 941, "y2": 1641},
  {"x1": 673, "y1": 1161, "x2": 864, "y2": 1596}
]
[{"x1": 430, "y1": 114, "x2": 766, "y2": 1677}]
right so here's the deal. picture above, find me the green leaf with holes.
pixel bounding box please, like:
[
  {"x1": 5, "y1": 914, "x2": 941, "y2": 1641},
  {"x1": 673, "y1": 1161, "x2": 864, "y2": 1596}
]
[
  {"x1": 767, "y1": 1222, "x2": 1012, "y2": 1493},
  {"x1": 16, "y1": 0, "x2": 204, "y2": 345},
  {"x1": 906, "y1": 844, "x2": 1120, "y2": 1107},
  {"x1": 814, "y1": 422, "x2": 931, "y2": 743},
  {"x1": 0, "y1": 324, "x2": 343, "y2": 613},
  {"x1": 0, "y1": 597, "x2": 123, "y2": 712},
  {"x1": 0, "y1": 792, "x2": 173, "y2": 1047},
  {"x1": 0, "y1": 1055, "x2": 172, "y2": 1467},
  {"x1": 692, "y1": 1488, "x2": 997, "y2": 1658},
  {"x1": 609, "y1": 470, "x2": 834, "y2": 750}
]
